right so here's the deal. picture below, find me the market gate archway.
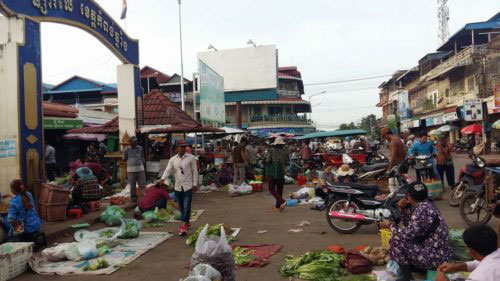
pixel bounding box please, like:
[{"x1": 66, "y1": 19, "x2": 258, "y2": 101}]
[{"x1": 0, "y1": 0, "x2": 143, "y2": 195}]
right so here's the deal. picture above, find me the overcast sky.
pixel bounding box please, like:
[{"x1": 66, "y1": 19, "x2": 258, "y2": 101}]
[{"x1": 39, "y1": 0, "x2": 500, "y2": 130}]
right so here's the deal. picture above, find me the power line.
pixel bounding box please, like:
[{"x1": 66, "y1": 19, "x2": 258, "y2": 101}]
[{"x1": 304, "y1": 74, "x2": 392, "y2": 86}]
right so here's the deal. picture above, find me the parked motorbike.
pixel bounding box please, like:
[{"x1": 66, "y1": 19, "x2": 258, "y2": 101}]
[
  {"x1": 453, "y1": 138, "x2": 473, "y2": 153},
  {"x1": 324, "y1": 165, "x2": 410, "y2": 234},
  {"x1": 459, "y1": 157, "x2": 500, "y2": 225},
  {"x1": 448, "y1": 151, "x2": 484, "y2": 207}
]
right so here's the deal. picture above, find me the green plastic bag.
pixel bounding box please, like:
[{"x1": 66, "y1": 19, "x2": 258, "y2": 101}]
[
  {"x1": 142, "y1": 211, "x2": 158, "y2": 223},
  {"x1": 449, "y1": 229, "x2": 473, "y2": 262},
  {"x1": 173, "y1": 211, "x2": 182, "y2": 221},
  {"x1": 100, "y1": 206, "x2": 126, "y2": 226},
  {"x1": 117, "y1": 219, "x2": 141, "y2": 239}
]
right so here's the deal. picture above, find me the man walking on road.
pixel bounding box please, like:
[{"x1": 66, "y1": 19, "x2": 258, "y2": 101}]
[
  {"x1": 45, "y1": 143, "x2": 57, "y2": 182},
  {"x1": 266, "y1": 137, "x2": 290, "y2": 211},
  {"x1": 161, "y1": 140, "x2": 198, "y2": 236},
  {"x1": 123, "y1": 136, "x2": 146, "y2": 203},
  {"x1": 232, "y1": 137, "x2": 247, "y2": 185}
]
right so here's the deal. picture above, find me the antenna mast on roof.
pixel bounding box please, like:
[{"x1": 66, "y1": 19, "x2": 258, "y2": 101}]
[{"x1": 437, "y1": 0, "x2": 450, "y2": 45}]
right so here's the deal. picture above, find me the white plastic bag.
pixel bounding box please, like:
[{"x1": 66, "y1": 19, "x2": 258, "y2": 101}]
[
  {"x1": 64, "y1": 242, "x2": 83, "y2": 261},
  {"x1": 77, "y1": 239, "x2": 98, "y2": 260},
  {"x1": 238, "y1": 183, "x2": 252, "y2": 194},
  {"x1": 190, "y1": 263, "x2": 222, "y2": 281},
  {"x1": 42, "y1": 243, "x2": 72, "y2": 262},
  {"x1": 342, "y1": 153, "x2": 353, "y2": 164},
  {"x1": 227, "y1": 184, "x2": 238, "y2": 194},
  {"x1": 191, "y1": 224, "x2": 235, "y2": 281},
  {"x1": 184, "y1": 276, "x2": 211, "y2": 281}
]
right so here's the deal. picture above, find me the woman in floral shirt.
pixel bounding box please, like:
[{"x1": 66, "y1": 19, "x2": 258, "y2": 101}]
[{"x1": 380, "y1": 182, "x2": 452, "y2": 281}]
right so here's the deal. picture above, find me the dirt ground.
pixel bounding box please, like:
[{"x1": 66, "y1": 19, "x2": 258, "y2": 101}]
[{"x1": 14, "y1": 154, "x2": 499, "y2": 281}]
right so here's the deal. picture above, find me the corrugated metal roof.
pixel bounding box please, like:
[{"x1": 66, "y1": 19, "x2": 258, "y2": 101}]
[{"x1": 225, "y1": 89, "x2": 278, "y2": 102}]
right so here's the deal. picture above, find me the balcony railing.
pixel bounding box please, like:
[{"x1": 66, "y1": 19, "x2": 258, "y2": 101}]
[{"x1": 250, "y1": 115, "x2": 311, "y2": 123}]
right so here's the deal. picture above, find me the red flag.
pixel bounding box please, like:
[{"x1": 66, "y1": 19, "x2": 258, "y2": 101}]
[{"x1": 120, "y1": 0, "x2": 127, "y2": 20}]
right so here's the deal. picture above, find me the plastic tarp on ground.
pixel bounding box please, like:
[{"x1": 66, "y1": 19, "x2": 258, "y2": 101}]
[
  {"x1": 30, "y1": 231, "x2": 173, "y2": 275},
  {"x1": 295, "y1": 129, "x2": 367, "y2": 140}
]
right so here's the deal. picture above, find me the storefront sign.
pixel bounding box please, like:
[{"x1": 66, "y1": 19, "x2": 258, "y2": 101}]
[
  {"x1": 444, "y1": 112, "x2": 458, "y2": 122},
  {"x1": 0, "y1": 139, "x2": 16, "y2": 158},
  {"x1": 413, "y1": 120, "x2": 420, "y2": 128},
  {"x1": 0, "y1": 0, "x2": 139, "y2": 65},
  {"x1": 44, "y1": 118, "x2": 83, "y2": 130},
  {"x1": 464, "y1": 99, "x2": 483, "y2": 121},
  {"x1": 426, "y1": 117, "x2": 434, "y2": 126}
]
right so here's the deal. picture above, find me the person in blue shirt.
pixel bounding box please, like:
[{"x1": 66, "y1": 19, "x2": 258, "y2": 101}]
[
  {"x1": 409, "y1": 133, "x2": 440, "y2": 182},
  {"x1": 6, "y1": 179, "x2": 42, "y2": 241}
]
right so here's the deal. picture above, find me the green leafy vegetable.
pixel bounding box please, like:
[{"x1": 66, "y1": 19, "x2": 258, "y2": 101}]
[
  {"x1": 186, "y1": 224, "x2": 235, "y2": 246},
  {"x1": 279, "y1": 251, "x2": 346, "y2": 281},
  {"x1": 340, "y1": 275, "x2": 377, "y2": 281},
  {"x1": 233, "y1": 247, "x2": 256, "y2": 266}
]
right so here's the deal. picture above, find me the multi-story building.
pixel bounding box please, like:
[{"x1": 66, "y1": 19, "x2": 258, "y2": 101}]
[
  {"x1": 197, "y1": 45, "x2": 314, "y2": 137},
  {"x1": 377, "y1": 12, "x2": 500, "y2": 144}
]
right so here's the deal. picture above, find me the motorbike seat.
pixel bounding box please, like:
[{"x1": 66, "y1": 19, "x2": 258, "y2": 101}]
[
  {"x1": 334, "y1": 183, "x2": 379, "y2": 198},
  {"x1": 360, "y1": 163, "x2": 388, "y2": 173}
]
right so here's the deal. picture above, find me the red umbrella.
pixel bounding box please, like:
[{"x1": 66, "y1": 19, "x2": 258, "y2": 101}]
[{"x1": 460, "y1": 124, "x2": 482, "y2": 135}]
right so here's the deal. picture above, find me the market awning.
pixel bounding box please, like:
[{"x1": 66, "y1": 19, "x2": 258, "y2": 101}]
[
  {"x1": 44, "y1": 118, "x2": 83, "y2": 130},
  {"x1": 295, "y1": 129, "x2": 367, "y2": 140}
]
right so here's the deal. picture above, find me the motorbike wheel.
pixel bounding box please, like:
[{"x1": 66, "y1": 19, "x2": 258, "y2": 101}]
[
  {"x1": 448, "y1": 181, "x2": 469, "y2": 207},
  {"x1": 326, "y1": 199, "x2": 361, "y2": 234},
  {"x1": 459, "y1": 192, "x2": 493, "y2": 226}
]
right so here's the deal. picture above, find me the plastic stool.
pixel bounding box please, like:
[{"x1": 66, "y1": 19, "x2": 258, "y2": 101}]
[
  {"x1": 67, "y1": 208, "x2": 83, "y2": 219},
  {"x1": 88, "y1": 201, "x2": 101, "y2": 212}
]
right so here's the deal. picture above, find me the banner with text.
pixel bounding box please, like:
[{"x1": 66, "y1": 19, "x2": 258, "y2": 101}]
[{"x1": 199, "y1": 59, "x2": 225, "y2": 125}]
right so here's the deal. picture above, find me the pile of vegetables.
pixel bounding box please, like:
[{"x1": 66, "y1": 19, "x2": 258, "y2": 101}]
[
  {"x1": 82, "y1": 258, "x2": 109, "y2": 271},
  {"x1": 359, "y1": 246, "x2": 389, "y2": 266},
  {"x1": 449, "y1": 229, "x2": 472, "y2": 262},
  {"x1": 186, "y1": 224, "x2": 235, "y2": 246},
  {"x1": 340, "y1": 275, "x2": 377, "y2": 281},
  {"x1": 233, "y1": 247, "x2": 256, "y2": 266},
  {"x1": 279, "y1": 251, "x2": 346, "y2": 281},
  {"x1": 99, "y1": 229, "x2": 116, "y2": 238}
]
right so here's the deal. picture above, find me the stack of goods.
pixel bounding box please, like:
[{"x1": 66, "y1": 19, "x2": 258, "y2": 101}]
[
  {"x1": 449, "y1": 229, "x2": 472, "y2": 262},
  {"x1": 100, "y1": 206, "x2": 126, "y2": 226},
  {"x1": 279, "y1": 251, "x2": 346, "y2": 281},
  {"x1": 358, "y1": 246, "x2": 390, "y2": 266}
]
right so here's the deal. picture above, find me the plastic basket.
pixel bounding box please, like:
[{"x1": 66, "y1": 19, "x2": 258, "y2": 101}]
[
  {"x1": 39, "y1": 202, "x2": 67, "y2": 222},
  {"x1": 0, "y1": 242, "x2": 33, "y2": 281},
  {"x1": 39, "y1": 183, "x2": 71, "y2": 205},
  {"x1": 380, "y1": 229, "x2": 392, "y2": 249}
]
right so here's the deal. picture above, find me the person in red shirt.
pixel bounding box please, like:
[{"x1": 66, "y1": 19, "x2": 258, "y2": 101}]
[{"x1": 138, "y1": 183, "x2": 178, "y2": 214}]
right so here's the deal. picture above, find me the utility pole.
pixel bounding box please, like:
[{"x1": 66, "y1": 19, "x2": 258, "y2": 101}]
[{"x1": 177, "y1": 0, "x2": 185, "y2": 111}]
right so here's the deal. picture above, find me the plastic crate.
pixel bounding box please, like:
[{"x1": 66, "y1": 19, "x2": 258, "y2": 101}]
[
  {"x1": 39, "y1": 202, "x2": 67, "y2": 222},
  {"x1": 39, "y1": 183, "x2": 71, "y2": 205},
  {"x1": 0, "y1": 242, "x2": 33, "y2": 281},
  {"x1": 380, "y1": 229, "x2": 392, "y2": 249}
]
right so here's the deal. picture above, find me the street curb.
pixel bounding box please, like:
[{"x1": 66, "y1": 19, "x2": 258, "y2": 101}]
[{"x1": 45, "y1": 204, "x2": 136, "y2": 244}]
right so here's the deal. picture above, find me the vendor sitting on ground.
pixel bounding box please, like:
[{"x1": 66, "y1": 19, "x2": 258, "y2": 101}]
[
  {"x1": 138, "y1": 183, "x2": 178, "y2": 214},
  {"x1": 71, "y1": 167, "x2": 103, "y2": 205},
  {"x1": 6, "y1": 179, "x2": 42, "y2": 241},
  {"x1": 380, "y1": 182, "x2": 452, "y2": 281},
  {"x1": 436, "y1": 224, "x2": 499, "y2": 281},
  {"x1": 315, "y1": 164, "x2": 335, "y2": 199},
  {"x1": 336, "y1": 164, "x2": 357, "y2": 183},
  {"x1": 216, "y1": 163, "x2": 233, "y2": 187}
]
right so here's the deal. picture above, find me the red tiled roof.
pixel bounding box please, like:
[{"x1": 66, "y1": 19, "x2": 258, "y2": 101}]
[
  {"x1": 68, "y1": 90, "x2": 223, "y2": 134},
  {"x1": 140, "y1": 66, "x2": 171, "y2": 84},
  {"x1": 68, "y1": 116, "x2": 118, "y2": 134}
]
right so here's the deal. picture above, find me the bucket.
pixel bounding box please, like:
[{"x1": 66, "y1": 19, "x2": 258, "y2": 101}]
[{"x1": 380, "y1": 229, "x2": 392, "y2": 249}]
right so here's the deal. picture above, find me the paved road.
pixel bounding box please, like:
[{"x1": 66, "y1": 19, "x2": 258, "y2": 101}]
[{"x1": 15, "y1": 160, "x2": 499, "y2": 281}]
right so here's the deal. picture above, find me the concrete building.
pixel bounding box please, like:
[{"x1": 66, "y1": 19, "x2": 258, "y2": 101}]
[{"x1": 377, "y1": 12, "x2": 500, "y2": 146}]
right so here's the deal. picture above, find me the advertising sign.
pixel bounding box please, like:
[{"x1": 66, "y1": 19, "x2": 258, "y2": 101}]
[
  {"x1": 464, "y1": 99, "x2": 483, "y2": 121},
  {"x1": 0, "y1": 0, "x2": 139, "y2": 65},
  {"x1": 398, "y1": 91, "x2": 410, "y2": 120},
  {"x1": 199, "y1": 60, "x2": 225, "y2": 124},
  {"x1": 44, "y1": 118, "x2": 83, "y2": 130}
]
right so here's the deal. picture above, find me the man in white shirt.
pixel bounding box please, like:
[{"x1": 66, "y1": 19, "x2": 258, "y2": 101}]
[
  {"x1": 436, "y1": 224, "x2": 499, "y2": 281},
  {"x1": 161, "y1": 140, "x2": 198, "y2": 236}
]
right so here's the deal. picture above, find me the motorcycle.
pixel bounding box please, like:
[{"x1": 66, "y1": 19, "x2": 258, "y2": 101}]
[
  {"x1": 448, "y1": 151, "x2": 484, "y2": 207},
  {"x1": 459, "y1": 157, "x2": 500, "y2": 225},
  {"x1": 344, "y1": 154, "x2": 388, "y2": 182},
  {"x1": 324, "y1": 164, "x2": 410, "y2": 234},
  {"x1": 453, "y1": 138, "x2": 473, "y2": 153},
  {"x1": 414, "y1": 155, "x2": 434, "y2": 182}
]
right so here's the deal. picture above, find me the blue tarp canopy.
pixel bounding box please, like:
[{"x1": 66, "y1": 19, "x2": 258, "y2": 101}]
[{"x1": 295, "y1": 129, "x2": 367, "y2": 140}]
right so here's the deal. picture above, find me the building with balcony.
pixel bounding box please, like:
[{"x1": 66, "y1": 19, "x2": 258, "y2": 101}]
[{"x1": 377, "y1": 12, "x2": 500, "y2": 144}]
